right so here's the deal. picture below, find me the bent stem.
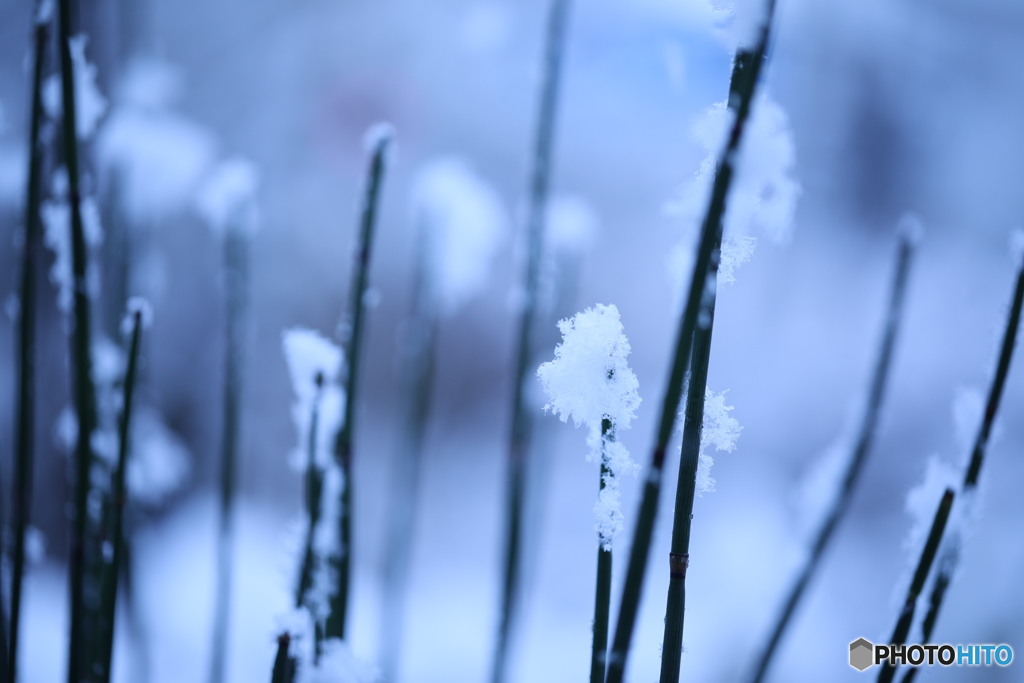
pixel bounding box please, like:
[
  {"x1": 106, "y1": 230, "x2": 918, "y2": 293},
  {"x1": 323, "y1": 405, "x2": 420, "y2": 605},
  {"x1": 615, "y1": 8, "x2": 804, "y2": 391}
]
[
  {"x1": 749, "y1": 231, "x2": 916, "y2": 683},
  {"x1": 97, "y1": 308, "x2": 145, "y2": 682},
  {"x1": 604, "y1": 4, "x2": 777, "y2": 681},
  {"x1": 877, "y1": 489, "x2": 955, "y2": 683},
  {"x1": 327, "y1": 128, "x2": 394, "y2": 640},
  {"x1": 493, "y1": 2, "x2": 572, "y2": 681},
  {"x1": 10, "y1": 6, "x2": 50, "y2": 682}
]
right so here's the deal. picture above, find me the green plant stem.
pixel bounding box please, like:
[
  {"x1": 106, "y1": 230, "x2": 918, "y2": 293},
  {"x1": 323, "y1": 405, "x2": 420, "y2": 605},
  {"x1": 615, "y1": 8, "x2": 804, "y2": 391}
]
[
  {"x1": 660, "y1": 281, "x2": 718, "y2": 683},
  {"x1": 327, "y1": 129, "x2": 393, "y2": 641},
  {"x1": 590, "y1": 419, "x2": 614, "y2": 683},
  {"x1": 897, "y1": 256, "x2": 1024, "y2": 683},
  {"x1": 493, "y1": 3, "x2": 571, "y2": 682},
  {"x1": 270, "y1": 633, "x2": 296, "y2": 683},
  {"x1": 749, "y1": 231, "x2": 916, "y2": 683},
  {"x1": 209, "y1": 227, "x2": 249, "y2": 683},
  {"x1": 381, "y1": 221, "x2": 438, "y2": 682},
  {"x1": 97, "y1": 308, "x2": 144, "y2": 682},
  {"x1": 296, "y1": 377, "x2": 325, "y2": 613},
  {"x1": 604, "y1": 6, "x2": 776, "y2": 682},
  {"x1": 877, "y1": 489, "x2": 954, "y2": 683},
  {"x1": 10, "y1": 7, "x2": 49, "y2": 682},
  {"x1": 57, "y1": 0, "x2": 102, "y2": 679}
]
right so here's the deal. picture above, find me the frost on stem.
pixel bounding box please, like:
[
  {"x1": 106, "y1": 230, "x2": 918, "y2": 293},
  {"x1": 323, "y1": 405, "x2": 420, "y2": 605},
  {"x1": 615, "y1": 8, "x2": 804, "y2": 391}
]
[
  {"x1": 42, "y1": 35, "x2": 107, "y2": 139},
  {"x1": 666, "y1": 90, "x2": 800, "y2": 294},
  {"x1": 195, "y1": 157, "x2": 259, "y2": 236},
  {"x1": 411, "y1": 157, "x2": 508, "y2": 314},
  {"x1": 536, "y1": 303, "x2": 641, "y2": 549},
  {"x1": 678, "y1": 387, "x2": 742, "y2": 496},
  {"x1": 41, "y1": 168, "x2": 103, "y2": 313},
  {"x1": 282, "y1": 328, "x2": 347, "y2": 618}
]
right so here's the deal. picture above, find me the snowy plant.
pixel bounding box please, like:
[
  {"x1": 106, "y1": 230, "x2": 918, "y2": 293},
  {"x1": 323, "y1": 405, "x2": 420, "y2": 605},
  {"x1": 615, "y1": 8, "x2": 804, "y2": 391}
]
[
  {"x1": 411, "y1": 157, "x2": 508, "y2": 314},
  {"x1": 537, "y1": 303, "x2": 641, "y2": 548},
  {"x1": 40, "y1": 169, "x2": 104, "y2": 312},
  {"x1": 42, "y1": 35, "x2": 107, "y2": 138},
  {"x1": 666, "y1": 90, "x2": 800, "y2": 295}
]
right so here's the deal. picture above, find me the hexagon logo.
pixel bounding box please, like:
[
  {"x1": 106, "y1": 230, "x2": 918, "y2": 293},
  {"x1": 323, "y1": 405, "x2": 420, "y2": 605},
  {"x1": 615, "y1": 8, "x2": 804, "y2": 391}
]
[{"x1": 849, "y1": 638, "x2": 875, "y2": 671}]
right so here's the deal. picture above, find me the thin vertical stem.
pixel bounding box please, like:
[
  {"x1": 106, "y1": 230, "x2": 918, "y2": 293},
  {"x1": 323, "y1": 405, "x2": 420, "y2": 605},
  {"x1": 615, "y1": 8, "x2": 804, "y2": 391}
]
[
  {"x1": 270, "y1": 633, "x2": 296, "y2": 683},
  {"x1": 749, "y1": 232, "x2": 916, "y2": 683},
  {"x1": 327, "y1": 129, "x2": 393, "y2": 641},
  {"x1": 57, "y1": 0, "x2": 102, "y2": 679},
  {"x1": 10, "y1": 6, "x2": 50, "y2": 682},
  {"x1": 590, "y1": 419, "x2": 613, "y2": 683},
  {"x1": 209, "y1": 227, "x2": 248, "y2": 683},
  {"x1": 381, "y1": 221, "x2": 438, "y2": 681},
  {"x1": 877, "y1": 489, "x2": 955, "y2": 683},
  {"x1": 493, "y1": 2, "x2": 571, "y2": 681},
  {"x1": 604, "y1": 4, "x2": 777, "y2": 681},
  {"x1": 97, "y1": 308, "x2": 144, "y2": 682},
  {"x1": 295, "y1": 376, "x2": 324, "y2": 613}
]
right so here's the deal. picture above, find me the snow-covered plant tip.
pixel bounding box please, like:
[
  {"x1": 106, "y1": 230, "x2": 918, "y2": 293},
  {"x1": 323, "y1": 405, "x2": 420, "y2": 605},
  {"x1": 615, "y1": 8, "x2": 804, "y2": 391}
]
[{"x1": 537, "y1": 303, "x2": 641, "y2": 549}]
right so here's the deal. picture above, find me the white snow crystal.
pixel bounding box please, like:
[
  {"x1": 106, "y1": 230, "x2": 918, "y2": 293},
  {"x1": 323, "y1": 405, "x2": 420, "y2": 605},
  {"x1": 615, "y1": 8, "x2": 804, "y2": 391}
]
[
  {"x1": 40, "y1": 168, "x2": 104, "y2": 312},
  {"x1": 120, "y1": 296, "x2": 154, "y2": 337},
  {"x1": 42, "y1": 35, "x2": 107, "y2": 139},
  {"x1": 298, "y1": 639, "x2": 379, "y2": 683},
  {"x1": 195, "y1": 158, "x2": 259, "y2": 236},
  {"x1": 363, "y1": 122, "x2": 396, "y2": 164},
  {"x1": 537, "y1": 303, "x2": 642, "y2": 548},
  {"x1": 412, "y1": 158, "x2": 508, "y2": 314},
  {"x1": 719, "y1": 233, "x2": 757, "y2": 285},
  {"x1": 282, "y1": 328, "x2": 346, "y2": 470},
  {"x1": 690, "y1": 389, "x2": 742, "y2": 495}
]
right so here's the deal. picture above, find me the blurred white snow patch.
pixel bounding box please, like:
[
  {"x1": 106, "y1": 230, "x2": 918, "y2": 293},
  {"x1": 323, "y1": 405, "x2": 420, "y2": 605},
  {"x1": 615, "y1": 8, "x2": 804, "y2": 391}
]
[
  {"x1": 98, "y1": 103, "x2": 215, "y2": 223},
  {"x1": 116, "y1": 58, "x2": 184, "y2": 109},
  {"x1": 298, "y1": 639, "x2": 380, "y2": 683},
  {"x1": 952, "y1": 386, "x2": 984, "y2": 456},
  {"x1": 412, "y1": 157, "x2": 508, "y2": 314},
  {"x1": 896, "y1": 212, "x2": 925, "y2": 245},
  {"x1": 196, "y1": 158, "x2": 259, "y2": 235},
  {"x1": 708, "y1": 0, "x2": 769, "y2": 51},
  {"x1": 546, "y1": 195, "x2": 597, "y2": 255},
  {"x1": 41, "y1": 35, "x2": 107, "y2": 139},
  {"x1": 35, "y1": 0, "x2": 55, "y2": 24},
  {"x1": 41, "y1": 169, "x2": 104, "y2": 312},
  {"x1": 904, "y1": 454, "x2": 959, "y2": 555},
  {"x1": 537, "y1": 303, "x2": 641, "y2": 548},
  {"x1": 684, "y1": 389, "x2": 741, "y2": 495},
  {"x1": 129, "y1": 408, "x2": 191, "y2": 507},
  {"x1": 1010, "y1": 227, "x2": 1024, "y2": 267},
  {"x1": 274, "y1": 607, "x2": 313, "y2": 642},
  {"x1": 460, "y1": 2, "x2": 514, "y2": 54},
  {"x1": 26, "y1": 526, "x2": 47, "y2": 564},
  {"x1": 120, "y1": 296, "x2": 154, "y2": 337},
  {"x1": 283, "y1": 328, "x2": 344, "y2": 394}
]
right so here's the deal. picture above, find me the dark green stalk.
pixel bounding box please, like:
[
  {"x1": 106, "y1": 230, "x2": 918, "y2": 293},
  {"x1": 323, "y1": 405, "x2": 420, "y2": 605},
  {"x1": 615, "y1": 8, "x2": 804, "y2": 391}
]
[
  {"x1": 749, "y1": 231, "x2": 916, "y2": 683},
  {"x1": 660, "y1": 278, "x2": 718, "y2": 683},
  {"x1": 57, "y1": 0, "x2": 102, "y2": 679},
  {"x1": 380, "y1": 221, "x2": 438, "y2": 682},
  {"x1": 492, "y1": 3, "x2": 571, "y2": 681},
  {"x1": 898, "y1": 254, "x2": 1024, "y2": 683},
  {"x1": 295, "y1": 375, "x2": 325, "y2": 614},
  {"x1": 270, "y1": 633, "x2": 297, "y2": 683},
  {"x1": 209, "y1": 224, "x2": 249, "y2": 683},
  {"x1": 605, "y1": 5, "x2": 776, "y2": 682},
  {"x1": 327, "y1": 128, "x2": 393, "y2": 640},
  {"x1": 10, "y1": 7, "x2": 50, "y2": 682},
  {"x1": 877, "y1": 489, "x2": 954, "y2": 683},
  {"x1": 590, "y1": 419, "x2": 614, "y2": 683},
  {"x1": 97, "y1": 307, "x2": 144, "y2": 682}
]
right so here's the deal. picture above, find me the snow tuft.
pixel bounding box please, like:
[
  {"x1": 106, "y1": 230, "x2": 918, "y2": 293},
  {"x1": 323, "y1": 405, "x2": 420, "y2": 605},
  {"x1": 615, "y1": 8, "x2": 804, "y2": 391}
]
[{"x1": 196, "y1": 158, "x2": 259, "y2": 236}]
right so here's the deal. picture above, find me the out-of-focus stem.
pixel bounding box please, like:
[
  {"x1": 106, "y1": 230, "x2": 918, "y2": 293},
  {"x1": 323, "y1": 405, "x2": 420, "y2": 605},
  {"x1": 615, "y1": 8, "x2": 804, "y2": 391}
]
[
  {"x1": 750, "y1": 231, "x2": 916, "y2": 683},
  {"x1": 492, "y1": 3, "x2": 571, "y2": 682}
]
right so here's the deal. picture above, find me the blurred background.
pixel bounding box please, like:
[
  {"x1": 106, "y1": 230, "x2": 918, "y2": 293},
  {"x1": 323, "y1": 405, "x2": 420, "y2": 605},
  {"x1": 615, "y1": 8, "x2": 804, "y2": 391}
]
[{"x1": 2, "y1": 0, "x2": 1024, "y2": 681}]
